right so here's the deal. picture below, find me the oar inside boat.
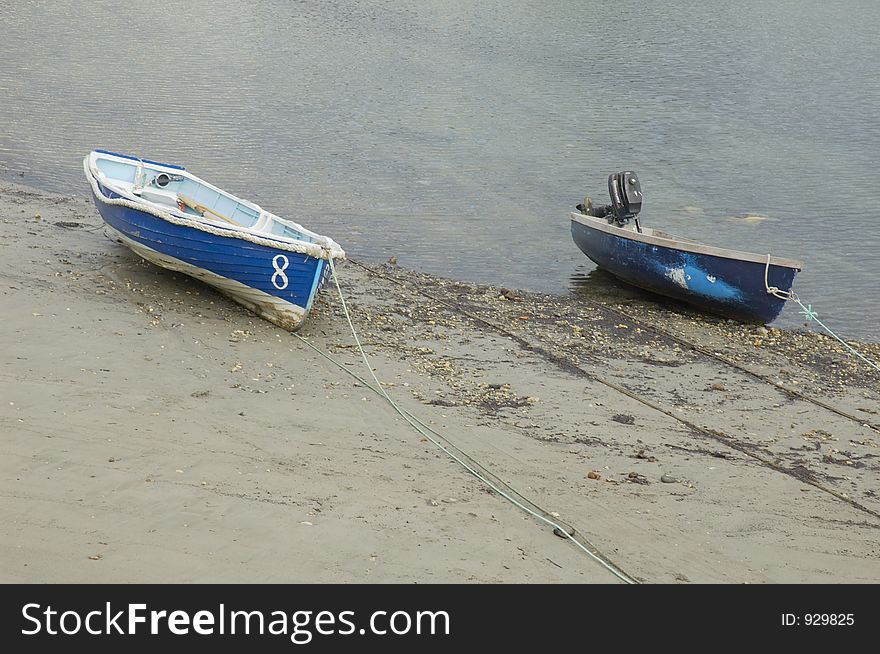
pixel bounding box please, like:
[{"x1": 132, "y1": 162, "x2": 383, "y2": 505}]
[
  {"x1": 84, "y1": 149, "x2": 345, "y2": 332},
  {"x1": 177, "y1": 194, "x2": 239, "y2": 225}
]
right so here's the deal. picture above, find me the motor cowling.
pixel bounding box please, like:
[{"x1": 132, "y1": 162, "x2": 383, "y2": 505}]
[{"x1": 607, "y1": 171, "x2": 642, "y2": 224}]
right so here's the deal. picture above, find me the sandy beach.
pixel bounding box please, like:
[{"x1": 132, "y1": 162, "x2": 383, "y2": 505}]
[{"x1": 2, "y1": 179, "x2": 879, "y2": 583}]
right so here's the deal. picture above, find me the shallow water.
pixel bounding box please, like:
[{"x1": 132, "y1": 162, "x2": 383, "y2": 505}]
[{"x1": 2, "y1": 0, "x2": 878, "y2": 339}]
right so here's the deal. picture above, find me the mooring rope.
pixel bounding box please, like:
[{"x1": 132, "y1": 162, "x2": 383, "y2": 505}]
[
  {"x1": 764, "y1": 254, "x2": 880, "y2": 373},
  {"x1": 292, "y1": 258, "x2": 638, "y2": 584},
  {"x1": 345, "y1": 259, "x2": 880, "y2": 517}
]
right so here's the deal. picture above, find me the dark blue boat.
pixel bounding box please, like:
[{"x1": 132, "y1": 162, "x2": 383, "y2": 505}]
[
  {"x1": 84, "y1": 150, "x2": 344, "y2": 331},
  {"x1": 571, "y1": 172, "x2": 802, "y2": 324}
]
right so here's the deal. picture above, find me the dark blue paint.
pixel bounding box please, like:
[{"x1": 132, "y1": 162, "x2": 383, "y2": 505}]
[
  {"x1": 89, "y1": 185, "x2": 326, "y2": 313},
  {"x1": 571, "y1": 219, "x2": 799, "y2": 324}
]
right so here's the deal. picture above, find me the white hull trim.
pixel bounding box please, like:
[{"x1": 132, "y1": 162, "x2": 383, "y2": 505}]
[
  {"x1": 570, "y1": 211, "x2": 803, "y2": 270},
  {"x1": 104, "y1": 225, "x2": 309, "y2": 331}
]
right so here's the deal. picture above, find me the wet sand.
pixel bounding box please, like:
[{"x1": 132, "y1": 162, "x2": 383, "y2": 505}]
[{"x1": 1, "y1": 180, "x2": 879, "y2": 583}]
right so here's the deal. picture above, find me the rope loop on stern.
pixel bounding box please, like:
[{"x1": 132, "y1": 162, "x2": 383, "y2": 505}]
[
  {"x1": 764, "y1": 254, "x2": 879, "y2": 373},
  {"x1": 763, "y1": 253, "x2": 798, "y2": 302}
]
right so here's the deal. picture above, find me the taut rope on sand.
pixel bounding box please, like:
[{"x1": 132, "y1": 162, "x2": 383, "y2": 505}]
[
  {"x1": 348, "y1": 260, "x2": 880, "y2": 520},
  {"x1": 293, "y1": 258, "x2": 638, "y2": 584},
  {"x1": 764, "y1": 254, "x2": 880, "y2": 373}
]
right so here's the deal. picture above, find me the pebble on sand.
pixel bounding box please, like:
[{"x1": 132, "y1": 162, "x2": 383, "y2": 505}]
[{"x1": 635, "y1": 449, "x2": 657, "y2": 462}]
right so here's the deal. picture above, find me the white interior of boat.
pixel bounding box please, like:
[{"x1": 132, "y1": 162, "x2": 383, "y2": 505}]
[{"x1": 87, "y1": 150, "x2": 335, "y2": 249}]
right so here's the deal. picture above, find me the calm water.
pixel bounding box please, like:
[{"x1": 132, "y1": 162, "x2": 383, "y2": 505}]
[{"x1": 2, "y1": 0, "x2": 878, "y2": 338}]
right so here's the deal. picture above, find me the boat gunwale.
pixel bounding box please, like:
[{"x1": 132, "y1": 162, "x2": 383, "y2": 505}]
[
  {"x1": 87, "y1": 151, "x2": 342, "y2": 255},
  {"x1": 570, "y1": 211, "x2": 804, "y2": 270}
]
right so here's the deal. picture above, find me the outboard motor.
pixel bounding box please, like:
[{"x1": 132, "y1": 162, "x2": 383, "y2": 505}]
[
  {"x1": 608, "y1": 171, "x2": 641, "y2": 225},
  {"x1": 577, "y1": 171, "x2": 643, "y2": 232}
]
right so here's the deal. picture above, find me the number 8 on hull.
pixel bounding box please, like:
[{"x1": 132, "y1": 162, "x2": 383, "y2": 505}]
[{"x1": 84, "y1": 150, "x2": 345, "y2": 331}]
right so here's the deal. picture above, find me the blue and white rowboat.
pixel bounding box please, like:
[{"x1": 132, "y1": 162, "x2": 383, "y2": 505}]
[
  {"x1": 571, "y1": 172, "x2": 803, "y2": 324},
  {"x1": 84, "y1": 150, "x2": 345, "y2": 331}
]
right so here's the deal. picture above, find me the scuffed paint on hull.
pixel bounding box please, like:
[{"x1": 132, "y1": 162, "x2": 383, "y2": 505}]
[{"x1": 571, "y1": 217, "x2": 800, "y2": 324}]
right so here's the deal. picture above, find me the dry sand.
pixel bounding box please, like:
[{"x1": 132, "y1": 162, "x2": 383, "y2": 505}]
[{"x1": 1, "y1": 180, "x2": 879, "y2": 583}]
